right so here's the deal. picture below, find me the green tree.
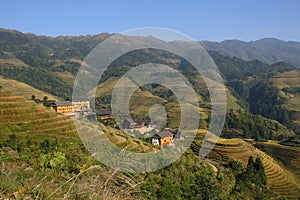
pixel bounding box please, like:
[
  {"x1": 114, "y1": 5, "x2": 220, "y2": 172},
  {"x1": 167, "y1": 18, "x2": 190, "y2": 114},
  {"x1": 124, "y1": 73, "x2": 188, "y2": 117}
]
[
  {"x1": 43, "y1": 96, "x2": 49, "y2": 107},
  {"x1": 254, "y1": 157, "x2": 267, "y2": 186},
  {"x1": 192, "y1": 175, "x2": 222, "y2": 200}
]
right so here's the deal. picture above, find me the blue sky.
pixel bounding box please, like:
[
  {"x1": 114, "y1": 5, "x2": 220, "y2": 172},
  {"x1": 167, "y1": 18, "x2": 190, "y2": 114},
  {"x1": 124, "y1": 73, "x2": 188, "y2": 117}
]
[{"x1": 1, "y1": 0, "x2": 299, "y2": 41}]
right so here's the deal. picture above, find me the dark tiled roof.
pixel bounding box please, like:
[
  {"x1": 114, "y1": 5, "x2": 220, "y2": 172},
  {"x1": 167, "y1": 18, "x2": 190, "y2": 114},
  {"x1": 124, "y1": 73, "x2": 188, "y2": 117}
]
[
  {"x1": 156, "y1": 130, "x2": 174, "y2": 138},
  {"x1": 98, "y1": 107, "x2": 112, "y2": 115},
  {"x1": 54, "y1": 101, "x2": 72, "y2": 106},
  {"x1": 124, "y1": 117, "x2": 134, "y2": 124},
  {"x1": 47, "y1": 100, "x2": 56, "y2": 104}
]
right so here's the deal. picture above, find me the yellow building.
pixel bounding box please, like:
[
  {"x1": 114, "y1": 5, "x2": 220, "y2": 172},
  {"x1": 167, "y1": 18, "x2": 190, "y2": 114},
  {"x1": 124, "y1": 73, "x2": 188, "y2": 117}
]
[
  {"x1": 52, "y1": 98, "x2": 90, "y2": 115},
  {"x1": 53, "y1": 101, "x2": 73, "y2": 114},
  {"x1": 70, "y1": 98, "x2": 90, "y2": 112},
  {"x1": 151, "y1": 130, "x2": 174, "y2": 146}
]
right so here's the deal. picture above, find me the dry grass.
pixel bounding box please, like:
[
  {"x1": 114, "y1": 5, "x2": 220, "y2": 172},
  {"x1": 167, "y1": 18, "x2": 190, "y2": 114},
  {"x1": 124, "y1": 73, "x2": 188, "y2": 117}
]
[{"x1": 0, "y1": 58, "x2": 29, "y2": 67}]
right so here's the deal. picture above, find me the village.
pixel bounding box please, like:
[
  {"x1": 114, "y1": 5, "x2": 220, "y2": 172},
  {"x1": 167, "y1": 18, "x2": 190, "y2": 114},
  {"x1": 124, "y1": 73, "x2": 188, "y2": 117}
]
[{"x1": 33, "y1": 97, "x2": 182, "y2": 147}]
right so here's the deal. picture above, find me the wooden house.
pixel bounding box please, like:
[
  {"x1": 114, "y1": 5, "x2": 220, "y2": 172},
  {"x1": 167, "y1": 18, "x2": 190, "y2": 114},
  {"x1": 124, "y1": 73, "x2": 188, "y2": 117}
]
[
  {"x1": 122, "y1": 118, "x2": 144, "y2": 129},
  {"x1": 52, "y1": 101, "x2": 73, "y2": 113},
  {"x1": 151, "y1": 130, "x2": 174, "y2": 146},
  {"x1": 151, "y1": 129, "x2": 182, "y2": 146},
  {"x1": 70, "y1": 97, "x2": 90, "y2": 112},
  {"x1": 98, "y1": 106, "x2": 113, "y2": 120}
]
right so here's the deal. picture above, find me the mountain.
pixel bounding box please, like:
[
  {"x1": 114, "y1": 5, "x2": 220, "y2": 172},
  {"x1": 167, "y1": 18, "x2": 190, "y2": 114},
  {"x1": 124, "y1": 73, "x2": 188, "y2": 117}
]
[
  {"x1": 201, "y1": 38, "x2": 300, "y2": 68},
  {"x1": 0, "y1": 28, "x2": 297, "y2": 137},
  {"x1": 2, "y1": 28, "x2": 300, "y2": 69},
  {"x1": 1, "y1": 28, "x2": 300, "y2": 199}
]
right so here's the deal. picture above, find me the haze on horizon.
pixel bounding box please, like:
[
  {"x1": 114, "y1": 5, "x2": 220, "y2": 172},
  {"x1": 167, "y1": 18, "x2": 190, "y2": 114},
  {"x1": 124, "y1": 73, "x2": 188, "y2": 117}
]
[{"x1": 1, "y1": 0, "x2": 299, "y2": 42}]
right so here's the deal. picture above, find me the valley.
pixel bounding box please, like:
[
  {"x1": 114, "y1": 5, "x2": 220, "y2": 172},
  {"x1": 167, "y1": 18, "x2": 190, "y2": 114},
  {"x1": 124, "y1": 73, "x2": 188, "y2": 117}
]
[{"x1": 0, "y1": 28, "x2": 299, "y2": 199}]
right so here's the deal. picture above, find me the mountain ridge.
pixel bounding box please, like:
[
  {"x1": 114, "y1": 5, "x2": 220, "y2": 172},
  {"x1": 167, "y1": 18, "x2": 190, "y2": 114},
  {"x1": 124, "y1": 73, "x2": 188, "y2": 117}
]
[
  {"x1": 1, "y1": 28, "x2": 300, "y2": 68},
  {"x1": 201, "y1": 38, "x2": 300, "y2": 67}
]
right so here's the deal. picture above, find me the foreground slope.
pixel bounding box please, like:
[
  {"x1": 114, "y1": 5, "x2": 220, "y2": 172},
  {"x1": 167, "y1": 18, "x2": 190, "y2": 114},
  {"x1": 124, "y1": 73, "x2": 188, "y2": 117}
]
[{"x1": 0, "y1": 90, "x2": 158, "y2": 199}]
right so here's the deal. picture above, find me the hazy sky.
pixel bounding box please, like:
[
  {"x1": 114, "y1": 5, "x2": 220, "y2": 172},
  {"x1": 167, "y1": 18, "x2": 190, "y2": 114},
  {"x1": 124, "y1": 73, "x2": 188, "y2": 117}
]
[{"x1": 1, "y1": 0, "x2": 299, "y2": 41}]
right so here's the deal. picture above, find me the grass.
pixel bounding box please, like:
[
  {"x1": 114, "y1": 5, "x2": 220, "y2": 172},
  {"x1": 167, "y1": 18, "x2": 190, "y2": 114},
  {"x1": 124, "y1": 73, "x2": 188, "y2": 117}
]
[
  {"x1": 0, "y1": 58, "x2": 29, "y2": 68},
  {"x1": 0, "y1": 77, "x2": 60, "y2": 100},
  {"x1": 225, "y1": 89, "x2": 241, "y2": 111}
]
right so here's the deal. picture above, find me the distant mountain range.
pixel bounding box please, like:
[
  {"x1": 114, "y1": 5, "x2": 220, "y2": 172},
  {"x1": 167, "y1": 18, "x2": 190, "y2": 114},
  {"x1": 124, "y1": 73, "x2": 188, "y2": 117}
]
[
  {"x1": 201, "y1": 38, "x2": 300, "y2": 68},
  {"x1": 0, "y1": 28, "x2": 300, "y2": 68},
  {"x1": 1, "y1": 28, "x2": 300, "y2": 68}
]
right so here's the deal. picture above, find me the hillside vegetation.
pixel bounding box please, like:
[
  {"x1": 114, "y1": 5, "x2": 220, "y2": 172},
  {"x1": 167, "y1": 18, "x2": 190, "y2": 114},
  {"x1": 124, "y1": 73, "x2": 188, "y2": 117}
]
[
  {"x1": 0, "y1": 90, "x2": 159, "y2": 199},
  {"x1": 192, "y1": 139, "x2": 300, "y2": 199},
  {"x1": 1, "y1": 28, "x2": 300, "y2": 199},
  {"x1": 270, "y1": 69, "x2": 300, "y2": 133}
]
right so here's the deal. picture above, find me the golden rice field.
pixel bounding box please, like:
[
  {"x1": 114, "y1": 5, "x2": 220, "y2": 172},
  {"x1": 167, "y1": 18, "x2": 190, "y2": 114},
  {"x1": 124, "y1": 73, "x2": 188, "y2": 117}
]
[
  {"x1": 0, "y1": 77, "x2": 60, "y2": 100},
  {"x1": 0, "y1": 91, "x2": 76, "y2": 138}
]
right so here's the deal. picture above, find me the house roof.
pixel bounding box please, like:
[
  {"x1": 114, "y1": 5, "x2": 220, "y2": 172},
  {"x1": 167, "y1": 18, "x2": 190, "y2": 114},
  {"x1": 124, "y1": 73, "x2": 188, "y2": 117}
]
[
  {"x1": 53, "y1": 101, "x2": 72, "y2": 106},
  {"x1": 66, "y1": 97, "x2": 89, "y2": 102},
  {"x1": 124, "y1": 117, "x2": 135, "y2": 124},
  {"x1": 98, "y1": 106, "x2": 112, "y2": 115},
  {"x1": 155, "y1": 130, "x2": 174, "y2": 139}
]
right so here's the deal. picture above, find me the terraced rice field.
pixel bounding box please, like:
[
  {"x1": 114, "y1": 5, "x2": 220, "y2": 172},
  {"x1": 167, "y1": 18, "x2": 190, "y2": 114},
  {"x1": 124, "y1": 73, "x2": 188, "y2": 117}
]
[
  {"x1": 101, "y1": 124, "x2": 158, "y2": 152},
  {"x1": 255, "y1": 142, "x2": 300, "y2": 186},
  {"x1": 0, "y1": 91, "x2": 77, "y2": 138},
  {"x1": 270, "y1": 69, "x2": 300, "y2": 127},
  {"x1": 0, "y1": 90, "x2": 158, "y2": 154},
  {"x1": 0, "y1": 77, "x2": 59, "y2": 100},
  {"x1": 192, "y1": 138, "x2": 300, "y2": 199}
]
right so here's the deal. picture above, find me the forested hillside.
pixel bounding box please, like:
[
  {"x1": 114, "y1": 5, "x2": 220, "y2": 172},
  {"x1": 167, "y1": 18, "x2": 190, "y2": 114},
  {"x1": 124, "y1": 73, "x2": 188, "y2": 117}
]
[{"x1": 1, "y1": 28, "x2": 300, "y2": 199}]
